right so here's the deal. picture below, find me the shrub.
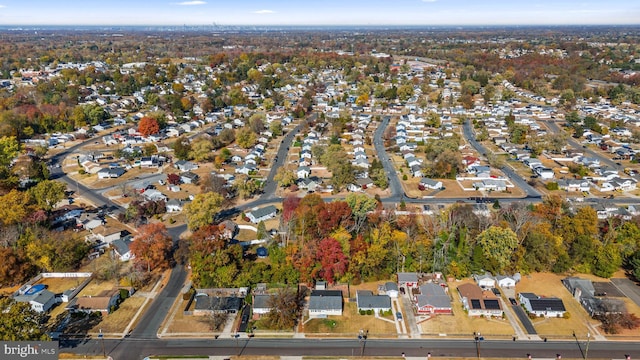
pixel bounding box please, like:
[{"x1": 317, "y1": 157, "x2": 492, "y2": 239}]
[
  {"x1": 546, "y1": 182, "x2": 559, "y2": 190},
  {"x1": 563, "y1": 312, "x2": 571, "y2": 319},
  {"x1": 366, "y1": 309, "x2": 373, "y2": 315},
  {"x1": 359, "y1": 309, "x2": 366, "y2": 315}
]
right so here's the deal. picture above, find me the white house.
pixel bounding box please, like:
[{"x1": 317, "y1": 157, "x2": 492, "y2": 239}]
[
  {"x1": 474, "y1": 273, "x2": 496, "y2": 289},
  {"x1": 496, "y1": 275, "x2": 517, "y2": 288},
  {"x1": 246, "y1": 205, "x2": 278, "y2": 224},
  {"x1": 420, "y1": 178, "x2": 443, "y2": 190},
  {"x1": 308, "y1": 290, "x2": 343, "y2": 318},
  {"x1": 297, "y1": 166, "x2": 311, "y2": 179},
  {"x1": 518, "y1": 292, "x2": 566, "y2": 318}
]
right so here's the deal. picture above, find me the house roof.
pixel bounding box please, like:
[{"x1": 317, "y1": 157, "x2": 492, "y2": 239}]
[
  {"x1": 416, "y1": 294, "x2": 451, "y2": 309},
  {"x1": 111, "y1": 239, "x2": 131, "y2": 256},
  {"x1": 356, "y1": 292, "x2": 391, "y2": 309},
  {"x1": 397, "y1": 272, "x2": 419, "y2": 283},
  {"x1": 74, "y1": 296, "x2": 111, "y2": 310},
  {"x1": 252, "y1": 294, "x2": 273, "y2": 310},
  {"x1": 528, "y1": 298, "x2": 566, "y2": 312},
  {"x1": 420, "y1": 283, "x2": 447, "y2": 297},
  {"x1": 420, "y1": 178, "x2": 441, "y2": 186},
  {"x1": 249, "y1": 205, "x2": 277, "y2": 219},
  {"x1": 309, "y1": 290, "x2": 342, "y2": 311},
  {"x1": 194, "y1": 295, "x2": 243, "y2": 312},
  {"x1": 14, "y1": 289, "x2": 55, "y2": 306},
  {"x1": 384, "y1": 282, "x2": 398, "y2": 292}
]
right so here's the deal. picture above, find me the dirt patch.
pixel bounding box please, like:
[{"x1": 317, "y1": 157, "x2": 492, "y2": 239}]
[
  {"x1": 89, "y1": 296, "x2": 146, "y2": 333},
  {"x1": 36, "y1": 277, "x2": 90, "y2": 294}
]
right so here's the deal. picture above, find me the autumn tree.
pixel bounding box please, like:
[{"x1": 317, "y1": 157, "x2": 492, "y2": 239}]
[
  {"x1": 476, "y1": 226, "x2": 518, "y2": 274},
  {"x1": 138, "y1": 116, "x2": 160, "y2": 136},
  {"x1": 28, "y1": 179, "x2": 66, "y2": 212},
  {"x1": 0, "y1": 247, "x2": 34, "y2": 286},
  {"x1": 0, "y1": 297, "x2": 48, "y2": 341},
  {"x1": 345, "y1": 193, "x2": 378, "y2": 233},
  {"x1": 236, "y1": 127, "x2": 257, "y2": 149},
  {"x1": 317, "y1": 237, "x2": 348, "y2": 283},
  {"x1": 274, "y1": 167, "x2": 296, "y2": 188},
  {"x1": 262, "y1": 287, "x2": 303, "y2": 330},
  {"x1": 130, "y1": 223, "x2": 174, "y2": 272},
  {"x1": 172, "y1": 136, "x2": 192, "y2": 160},
  {"x1": 184, "y1": 192, "x2": 224, "y2": 230}
]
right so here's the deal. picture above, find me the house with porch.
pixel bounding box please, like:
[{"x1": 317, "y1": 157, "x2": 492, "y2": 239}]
[
  {"x1": 415, "y1": 283, "x2": 452, "y2": 315},
  {"x1": 308, "y1": 290, "x2": 343, "y2": 318},
  {"x1": 356, "y1": 290, "x2": 391, "y2": 313}
]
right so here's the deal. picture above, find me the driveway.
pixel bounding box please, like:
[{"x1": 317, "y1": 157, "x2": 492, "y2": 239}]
[
  {"x1": 611, "y1": 278, "x2": 640, "y2": 308},
  {"x1": 511, "y1": 305, "x2": 537, "y2": 335}
]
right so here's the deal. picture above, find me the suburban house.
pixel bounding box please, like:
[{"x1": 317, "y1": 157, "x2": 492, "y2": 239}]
[
  {"x1": 356, "y1": 290, "x2": 391, "y2": 313},
  {"x1": 174, "y1": 160, "x2": 198, "y2": 172},
  {"x1": 308, "y1": 290, "x2": 343, "y2": 318},
  {"x1": 380, "y1": 282, "x2": 399, "y2": 298},
  {"x1": 111, "y1": 238, "x2": 134, "y2": 261},
  {"x1": 562, "y1": 277, "x2": 626, "y2": 317},
  {"x1": 518, "y1": 293, "x2": 566, "y2": 318},
  {"x1": 67, "y1": 289, "x2": 121, "y2": 315},
  {"x1": 474, "y1": 273, "x2": 496, "y2": 289},
  {"x1": 420, "y1": 178, "x2": 443, "y2": 190},
  {"x1": 166, "y1": 199, "x2": 184, "y2": 213},
  {"x1": 13, "y1": 288, "x2": 57, "y2": 313},
  {"x1": 219, "y1": 220, "x2": 239, "y2": 239},
  {"x1": 252, "y1": 294, "x2": 274, "y2": 318},
  {"x1": 496, "y1": 275, "x2": 519, "y2": 288},
  {"x1": 397, "y1": 272, "x2": 419, "y2": 290},
  {"x1": 457, "y1": 283, "x2": 502, "y2": 317},
  {"x1": 297, "y1": 166, "x2": 311, "y2": 179},
  {"x1": 558, "y1": 179, "x2": 591, "y2": 192},
  {"x1": 193, "y1": 292, "x2": 244, "y2": 316},
  {"x1": 180, "y1": 171, "x2": 200, "y2": 184},
  {"x1": 414, "y1": 283, "x2": 452, "y2": 315},
  {"x1": 97, "y1": 167, "x2": 126, "y2": 179},
  {"x1": 246, "y1": 205, "x2": 278, "y2": 224}
]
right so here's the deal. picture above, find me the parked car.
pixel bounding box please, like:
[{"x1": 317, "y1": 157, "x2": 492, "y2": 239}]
[{"x1": 396, "y1": 312, "x2": 403, "y2": 320}]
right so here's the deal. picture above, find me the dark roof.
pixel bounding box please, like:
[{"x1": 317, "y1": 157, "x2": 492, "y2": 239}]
[
  {"x1": 194, "y1": 295, "x2": 243, "y2": 312},
  {"x1": 470, "y1": 299, "x2": 482, "y2": 309},
  {"x1": 357, "y1": 294, "x2": 391, "y2": 309},
  {"x1": 397, "y1": 272, "x2": 419, "y2": 283},
  {"x1": 249, "y1": 205, "x2": 277, "y2": 219},
  {"x1": 111, "y1": 239, "x2": 131, "y2": 255},
  {"x1": 309, "y1": 290, "x2": 342, "y2": 311},
  {"x1": 483, "y1": 299, "x2": 501, "y2": 310},
  {"x1": 420, "y1": 283, "x2": 446, "y2": 297},
  {"x1": 252, "y1": 294, "x2": 273, "y2": 310},
  {"x1": 528, "y1": 298, "x2": 566, "y2": 312}
]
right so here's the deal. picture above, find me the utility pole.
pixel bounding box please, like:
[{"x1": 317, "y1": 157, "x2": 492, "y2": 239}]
[{"x1": 584, "y1": 332, "x2": 591, "y2": 360}]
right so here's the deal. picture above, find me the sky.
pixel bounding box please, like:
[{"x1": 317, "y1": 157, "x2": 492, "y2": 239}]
[{"x1": 0, "y1": 0, "x2": 639, "y2": 27}]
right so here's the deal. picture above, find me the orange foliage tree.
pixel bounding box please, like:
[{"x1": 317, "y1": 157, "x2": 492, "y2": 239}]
[
  {"x1": 138, "y1": 116, "x2": 160, "y2": 137},
  {"x1": 130, "y1": 223, "x2": 173, "y2": 272}
]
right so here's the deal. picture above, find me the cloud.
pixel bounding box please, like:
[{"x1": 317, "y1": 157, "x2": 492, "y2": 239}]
[
  {"x1": 0, "y1": 5, "x2": 6, "y2": 8},
  {"x1": 421, "y1": 0, "x2": 437, "y2": 2},
  {"x1": 253, "y1": 9, "x2": 275, "y2": 14},
  {"x1": 174, "y1": 1, "x2": 206, "y2": 5}
]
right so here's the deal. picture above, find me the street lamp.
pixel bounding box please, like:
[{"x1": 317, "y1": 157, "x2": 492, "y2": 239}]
[{"x1": 358, "y1": 329, "x2": 368, "y2": 356}]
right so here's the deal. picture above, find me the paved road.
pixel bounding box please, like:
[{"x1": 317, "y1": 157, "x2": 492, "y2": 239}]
[
  {"x1": 261, "y1": 113, "x2": 316, "y2": 200},
  {"x1": 374, "y1": 116, "x2": 404, "y2": 201},
  {"x1": 64, "y1": 337, "x2": 640, "y2": 360},
  {"x1": 130, "y1": 265, "x2": 187, "y2": 339},
  {"x1": 462, "y1": 120, "x2": 542, "y2": 198},
  {"x1": 545, "y1": 120, "x2": 622, "y2": 170}
]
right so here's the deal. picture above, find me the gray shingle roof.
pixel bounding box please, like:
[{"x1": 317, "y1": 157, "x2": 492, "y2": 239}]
[{"x1": 309, "y1": 290, "x2": 342, "y2": 311}]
